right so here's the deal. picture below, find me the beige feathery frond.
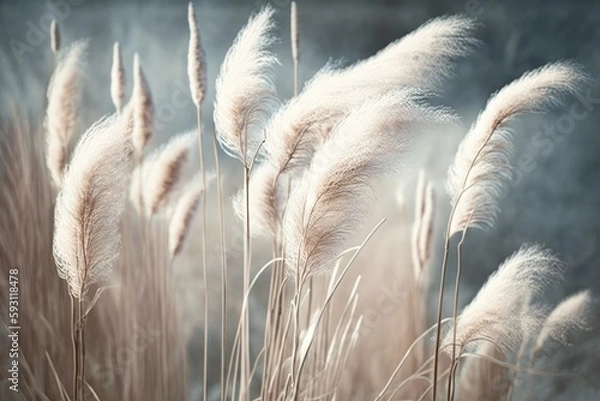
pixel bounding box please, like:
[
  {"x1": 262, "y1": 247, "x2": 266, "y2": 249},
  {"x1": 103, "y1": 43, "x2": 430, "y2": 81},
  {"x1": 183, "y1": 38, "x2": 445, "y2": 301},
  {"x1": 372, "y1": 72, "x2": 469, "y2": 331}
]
[
  {"x1": 251, "y1": 16, "x2": 475, "y2": 235},
  {"x1": 187, "y1": 2, "x2": 207, "y2": 107},
  {"x1": 264, "y1": 16, "x2": 476, "y2": 173},
  {"x1": 111, "y1": 42, "x2": 125, "y2": 113},
  {"x1": 53, "y1": 114, "x2": 133, "y2": 299},
  {"x1": 45, "y1": 40, "x2": 87, "y2": 188},
  {"x1": 283, "y1": 90, "x2": 454, "y2": 278},
  {"x1": 441, "y1": 244, "x2": 564, "y2": 355},
  {"x1": 213, "y1": 5, "x2": 279, "y2": 165},
  {"x1": 233, "y1": 162, "x2": 284, "y2": 236},
  {"x1": 290, "y1": 1, "x2": 299, "y2": 62},
  {"x1": 131, "y1": 132, "x2": 196, "y2": 216},
  {"x1": 447, "y1": 63, "x2": 587, "y2": 236},
  {"x1": 132, "y1": 53, "x2": 154, "y2": 157},
  {"x1": 169, "y1": 177, "x2": 203, "y2": 258},
  {"x1": 411, "y1": 170, "x2": 436, "y2": 283},
  {"x1": 535, "y1": 290, "x2": 592, "y2": 351},
  {"x1": 50, "y1": 19, "x2": 60, "y2": 54},
  {"x1": 168, "y1": 172, "x2": 214, "y2": 258}
]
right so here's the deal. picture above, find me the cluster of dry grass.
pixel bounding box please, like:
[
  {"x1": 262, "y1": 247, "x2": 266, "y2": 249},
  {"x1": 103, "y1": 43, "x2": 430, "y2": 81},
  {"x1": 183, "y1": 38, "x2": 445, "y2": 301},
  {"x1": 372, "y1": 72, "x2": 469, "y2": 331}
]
[{"x1": 0, "y1": 3, "x2": 596, "y2": 401}]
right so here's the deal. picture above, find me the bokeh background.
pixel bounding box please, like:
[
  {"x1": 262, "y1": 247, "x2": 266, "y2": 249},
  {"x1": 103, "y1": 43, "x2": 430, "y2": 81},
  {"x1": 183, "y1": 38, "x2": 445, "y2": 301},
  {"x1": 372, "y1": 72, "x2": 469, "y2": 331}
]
[{"x1": 1, "y1": 0, "x2": 600, "y2": 397}]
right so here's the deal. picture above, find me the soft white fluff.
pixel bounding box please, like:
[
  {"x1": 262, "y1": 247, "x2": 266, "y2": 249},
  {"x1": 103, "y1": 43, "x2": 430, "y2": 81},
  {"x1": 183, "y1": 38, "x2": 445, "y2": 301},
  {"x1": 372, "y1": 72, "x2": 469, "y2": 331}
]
[
  {"x1": 50, "y1": 19, "x2": 60, "y2": 54},
  {"x1": 251, "y1": 16, "x2": 475, "y2": 236},
  {"x1": 536, "y1": 290, "x2": 592, "y2": 350},
  {"x1": 187, "y1": 2, "x2": 207, "y2": 107},
  {"x1": 111, "y1": 42, "x2": 125, "y2": 113},
  {"x1": 442, "y1": 244, "x2": 564, "y2": 354},
  {"x1": 45, "y1": 40, "x2": 87, "y2": 188},
  {"x1": 447, "y1": 63, "x2": 586, "y2": 235},
  {"x1": 264, "y1": 16, "x2": 476, "y2": 172},
  {"x1": 283, "y1": 90, "x2": 454, "y2": 278},
  {"x1": 290, "y1": 1, "x2": 299, "y2": 62},
  {"x1": 53, "y1": 114, "x2": 133, "y2": 298},
  {"x1": 169, "y1": 176, "x2": 203, "y2": 257},
  {"x1": 132, "y1": 53, "x2": 154, "y2": 157},
  {"x1": 411, "y1": 170, "x2": 436, "y2": 282},
  {"x1": 131, "y1": 132, "x2": 196, "y2": 215},
  {"x1": 213, "y1": 6, "x2": 279, "y2": 165}
]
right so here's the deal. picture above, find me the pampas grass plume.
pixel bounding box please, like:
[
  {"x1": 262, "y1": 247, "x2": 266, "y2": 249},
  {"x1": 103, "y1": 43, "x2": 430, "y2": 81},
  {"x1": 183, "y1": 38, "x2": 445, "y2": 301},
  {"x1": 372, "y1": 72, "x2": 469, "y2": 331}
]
[
  {"x1": 187, "y1": 2, "x2": 207, "y2": 107},
  {"x1": 132, "y1": 53, "x2": 154, "y2": 157},
  {"x1": 283, "y1": 90, "x2": 454, "y2": 277},
  {"x1": 169, "y1": 175, "x2": 205, "y2": 257},
  {"x1": 45, "y1": 40, "x2": 86, "y2": 188},
  {"x1": 442, "y1": 244, "x2": 564, "y2": 354},
  {"x1": 535, "y1": 289, "x2": 592, "y2": 351},
  {"x1": 50, "y1": 19, "x2": 60, "y2": 54},
  {"x1": 132, "y1": 132, "x2": 196, "y2": 216},
  {"x1": 111, "y1": 41, "x2": 125, "y2": 113},
  {"x1": 53, "y1": 114, "x2": 133, "y2": 298},
  {"x1": 447, "y1": 63, "x2": 587, "y2": 235},
  {"x1": 213, "y1": 5, "x2": 279, "y2": 165},
  {"x1": 290, "y1": 1, "x2": 299, "y2": 62}
]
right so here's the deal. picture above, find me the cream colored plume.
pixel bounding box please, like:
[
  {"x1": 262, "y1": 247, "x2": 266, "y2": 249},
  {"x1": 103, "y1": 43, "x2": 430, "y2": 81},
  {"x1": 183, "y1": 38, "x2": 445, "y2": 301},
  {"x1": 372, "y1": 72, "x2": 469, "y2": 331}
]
[
  {"x1": 130, "y1": 132, "x2": 196, "y2": 216},
  {"x1": 50, "y1": 19, "x2": 60, "y2": 54},
  {"x1": 253, "y1": 16, "x2": 476, "y2": 235},
  {"x1": 290, "y1": 1, "x2": 299, "y2": 62},
  {"x1": 447, "y1": 63, "x2": 587, "y2": 236},
  {"x1": 187, "y1": 2, "x2": 207, "y2": 107},
  {"x1": 111, "y1": 42, "x2": 125, "y2": 113},
  {"x1": 132, "y1": 53, "x2": 154, "y2": 157},
  {"x1": 213, "y1": 5, "x2": 279, "y2": 166},
  {"x1": 535, "y1": 289, "x2": 592, "y2": 351},
  {"x1": 169, "y1": 175, "x2": 204, "y2": 257},
  {"x1": 264, "y1": 16, "x2": 476, "y2": 173},
  {"x1": 45, "y1": 40, "x2": 87, "y2": 188},
  {"x1": 283, "y1": 90, "x2": 454, "y2": 278},
  {"x1": 53, "y1": 114, "x2": 133, "y2": 299},
  {"x1": 442, "y1": 244, "x2": 564, "y2": 355},
  {"x1": 411, "y1": 170, "x2": 436, "y2": 283}
]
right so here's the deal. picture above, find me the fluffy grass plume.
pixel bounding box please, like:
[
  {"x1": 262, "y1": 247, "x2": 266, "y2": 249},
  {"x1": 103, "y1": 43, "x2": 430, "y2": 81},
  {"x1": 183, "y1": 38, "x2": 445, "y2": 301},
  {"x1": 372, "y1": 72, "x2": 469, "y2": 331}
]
[
  {"x1": 131, "y1": 131, "x2": 196, "y2": 215},
  {"x1": 53, "y1": 114, "x2": 133, "y2": 299},
  {"x1": 251, "y1": 16, "x2": 475, "y2": 236},
  {"x1": 213, "y1": 5, "x2": 279, "y2": 165},
  {"x1": 442, "y1": 244, "x2": 564, "y2": 354},
  {"x1": 411, "y1": 170, "x2": 436, "y2": 284},
  {"x1": 290, "y1": 1, "x2": 299, "y2": 63},
  {"x1": 50, "y1": 19, "x2": 60, "y2": 54},
  {"x1": 111, "y1": 41, "x2": 125, "y2": 113},
  {"x1": 283, "y1": 90, "x2": 454, "y2": 277},
  {"x1": 187, "y1": 2, "x2": 207, "y2": 107},
  {"x1": 132, "y1": 52, "x2": 154, "y2": 157},
  {"x1": 169, "y1": 176, "x2": 203, "y2": 258},
  {"x1": 45, "y1": 40, "x2": 86, "y2": 188},
  {"x1": 446, "y1": 63, "x2": 587, "y2": 235},
  {"x1": 535, "y1": 289, "x2": 592, "y2": 351}
]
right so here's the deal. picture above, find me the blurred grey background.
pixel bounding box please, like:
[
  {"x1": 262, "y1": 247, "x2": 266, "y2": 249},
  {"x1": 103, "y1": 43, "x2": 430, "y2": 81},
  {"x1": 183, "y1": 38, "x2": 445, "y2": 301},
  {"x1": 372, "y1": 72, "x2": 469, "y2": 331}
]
[{"x1": 0, "y1": 0, "x2": 599, "y2": 299}]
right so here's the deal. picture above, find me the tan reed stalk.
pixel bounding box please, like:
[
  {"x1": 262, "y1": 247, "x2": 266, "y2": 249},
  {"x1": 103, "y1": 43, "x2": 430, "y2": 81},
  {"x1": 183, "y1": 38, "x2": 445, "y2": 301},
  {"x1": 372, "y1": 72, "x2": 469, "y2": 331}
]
[
  {"x1": 187, "y1": 4, "x2": 211, "y2": 399},
  {"x1": 210, "y1": 126, "x2": 228, "y2": 401}
]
